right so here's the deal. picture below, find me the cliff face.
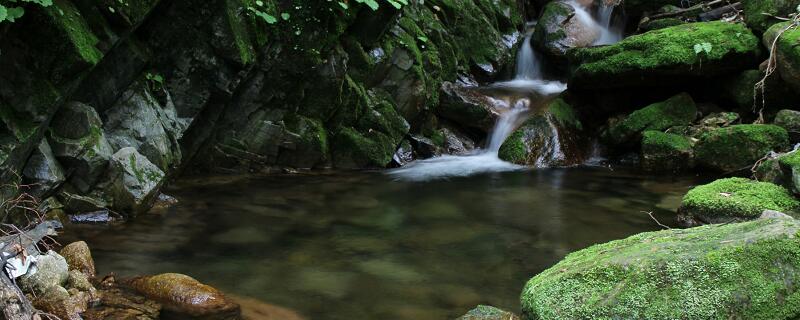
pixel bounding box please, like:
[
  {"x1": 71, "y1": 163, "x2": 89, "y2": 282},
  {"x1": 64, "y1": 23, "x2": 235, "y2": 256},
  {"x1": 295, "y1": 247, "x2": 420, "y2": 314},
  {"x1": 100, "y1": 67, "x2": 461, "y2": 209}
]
[{"x1": 0, "y1": 0, "x2": 522, "y2": 216}]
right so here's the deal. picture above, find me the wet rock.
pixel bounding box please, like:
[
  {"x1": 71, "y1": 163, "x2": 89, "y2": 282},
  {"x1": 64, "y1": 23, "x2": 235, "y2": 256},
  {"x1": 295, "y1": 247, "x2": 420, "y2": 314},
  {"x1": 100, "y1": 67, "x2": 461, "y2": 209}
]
[
  {"x1": 604, "y1": 93, "x2": 697, "y2": 145},
  {"x1": 677, "y1": 177, "x2": 799, "y2": 226},
  {"x1": 458, "y1": 305, "x2": 519, "y2": 320},
  {"x1": 408, "y1": 134, "x2": 442, "y2": 159},
  {"x1": 31, "y1": 285, "x2": 87, "y2": 320},
  {"x1": 438, "y1": 82, "x2": 498, "y2": 132},
  {"x1": 227, "y1": 294, "x2": 306, "y2": 320},
  {"x1": 60, "y1": 241, "x2": 96, "y2": 277},
  {"x1": 392, "y1": 140, "x2": 415, "y2": 166},
  {"x1": 48, "y1": 101, "x2": 114, "y2": 193},
  {"x1": 59, "y1": 192, "x2": 108, "y2": 214},
  {"x1": 105, "y1": 147, "x2": 165, "y2": 216},
  {"x1": 695, "y1": 124, "x2": 789, "y2": 172},
  {"x1": 569, "y1": 22, "x2": 760, "y2": 89},
  {"x1": 522, "y1": 218, "x2": 800, "y2": 319},
  {"x1": 764, "y1": 22, "x2": 800, "y2": 92},
  {"x1": 276, "y1": 115, "x2": 329, "y2": 169},
  {"x1": 774, "y1": 109, "x2": 800, "y2": 143},
  {"x1": 19, "y1": 250, "x2": 69, "y2": 295},
  {"x1": 743, "y1": 0, "x2": 800, "y2": 33},
  {"x1": 534, "y1": 1, "x2": 600, "y2": 57},
  {"x1": 128, "y1": 273, "x2": 240, "y2": 318},
  {"x1": 500, "y1": 98, "x2": 587, "y2": 166},
  {"x1": 67, "y1": 270, "x2": 96, "y2": 293},
  {"x1": 640, "y1": 131, "x2": 694, "y2": 172},
  {"x1": 22, "y1": 140, "x2": 65, "y2": 197},
  {"x1": 754, "y1": 151, "x2": 800, "y2": 194},
  {"x1": 441, "y1": 127, "x2": 477, "y2": 155},
  {"x1": 69, "y1": 209, "x2": 120, "y2": 224},
  {"x1": 104, "y1": 79, "x2": 186, "y2": 171},
  {"x1": 83, "y1": 286, "x2": 161, "y2": 320}
]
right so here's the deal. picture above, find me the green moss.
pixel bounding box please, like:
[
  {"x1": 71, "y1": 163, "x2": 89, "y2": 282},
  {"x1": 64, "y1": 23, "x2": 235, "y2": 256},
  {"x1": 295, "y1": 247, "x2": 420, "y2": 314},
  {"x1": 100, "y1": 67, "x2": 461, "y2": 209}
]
[
  {"x1": 569, "y1": 21, "x2": 760, "y2": 88},
  {"x1": 606, "y1": 93, "x2": 697, "y2": 145},
  {"x1": 498, "y1": 129, "x2": 527, "y2": 164},
  {"x1": 640, "y1": 18, "x2": 686, "y2": 32},
  {"x1": 547, "y1": 98, "x2": 582, "y2": 130},
  {"x1": 522, "y1": 218, "x2": 800, "y2": 320},
  {"x1": 642, "y1": 131, "x2": 692, "y2": 152},
  {"x1": 332, "y1": 126, "x2": 395, "y2": 168},
  {"x1": 743, "y1": 0, "x2": 800, "y2": 33},
  {"x1": 226, "y1": 0, "x2": 257, "y2": 65},
  {"x1": 46, "y1": 0, "x2": 103, "y2": 65},
  {"x1": 695, "y1": 124, "x2": 789, "y2": 171},
  {"x1": 681, "y1": 177, "x2": 799, "y2": 221},
  {"x1": 641, "y1": 131, "x2": 693, "y2": 172},
  {"x1": 533, "y1": 1, "x2": 573, "y2": 55}
]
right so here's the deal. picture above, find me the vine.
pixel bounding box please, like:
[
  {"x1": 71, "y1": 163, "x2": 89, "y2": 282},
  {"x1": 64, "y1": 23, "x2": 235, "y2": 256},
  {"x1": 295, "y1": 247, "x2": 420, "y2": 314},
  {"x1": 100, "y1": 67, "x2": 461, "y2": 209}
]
[{"x1": 753, "y1": 5, "x2": 800, "y2": 123}]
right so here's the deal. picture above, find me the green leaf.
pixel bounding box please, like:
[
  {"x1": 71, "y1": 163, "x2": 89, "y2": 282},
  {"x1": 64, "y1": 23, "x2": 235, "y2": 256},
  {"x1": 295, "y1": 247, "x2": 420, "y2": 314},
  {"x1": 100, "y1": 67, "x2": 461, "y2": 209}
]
[
  {"x1": 338, "y1": 2, "x2": 348, "y2": 9},
  {"x1": 693, "y1": 44, "x2": 703, "y2": 55},
  {"x1": 281, "y1": 12, "x2": 290, "y2": 20},
  {"x1": 6, "y1": 6, "x2": 24, "y2": 22},
  {"x1": 0, "y1": 6, "x2": 7, "y2": 22}
]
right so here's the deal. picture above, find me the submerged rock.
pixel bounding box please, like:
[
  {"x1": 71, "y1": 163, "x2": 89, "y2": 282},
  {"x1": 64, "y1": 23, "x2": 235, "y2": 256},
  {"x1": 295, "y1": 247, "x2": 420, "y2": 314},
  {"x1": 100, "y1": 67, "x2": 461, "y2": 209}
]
[
  {"x1": 695, "y1": 124, "x2": 789, "y2": 172},
  {"x1": 522, "y1": 218, "x2": 800, "y2": 319},
  {"x1": 604, "y1": 93, "x2": 697, "y2": 145},
  {"x1": 677, "y1": 177, "x2": 799, "y2": 226},
  {"x1": 640, "y1": 131, "x2": 694, "y2": 172},
  {"x1": 458, "y1": 305, "x2": 519, "y2": 320},
  {"x1": 128, "y1": 273, "x2": 240, "y2": 318},
  {"x1": 228, "y1": 294, "x2": 306, "y2": 320},
  {"x1": 568, "y1": 22, "x2": 760, "y2": 89}
]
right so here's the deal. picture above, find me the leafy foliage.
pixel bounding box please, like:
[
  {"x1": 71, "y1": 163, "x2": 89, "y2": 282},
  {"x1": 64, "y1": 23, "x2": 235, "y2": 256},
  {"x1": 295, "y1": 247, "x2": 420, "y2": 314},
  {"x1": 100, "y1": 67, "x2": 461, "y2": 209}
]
[{"x1": 0, "y1": 0, "x2": 52, "y2": 23}]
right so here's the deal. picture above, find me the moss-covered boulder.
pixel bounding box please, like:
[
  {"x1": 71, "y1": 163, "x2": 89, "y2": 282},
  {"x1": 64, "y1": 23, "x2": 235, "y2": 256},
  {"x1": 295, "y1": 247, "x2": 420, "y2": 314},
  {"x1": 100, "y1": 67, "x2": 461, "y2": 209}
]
[
  {"x1": 533, "y1": 1, "x2": 600, "y2": 57},
  {"x1": 743, "y1": 0, "x2": 800, "y2": 33},
  {"x1": 765, "y1": 22, "x2": 800, "y2": 92},
  {"x1": 695, "y1": 124, "x2": 789, "y2": 172},
  {"x1": 677, "y1": 177, "x2": 800, "y2": 226},
  {"x1": 604, "y1": 93, "x2": 697, "y2": 145},
  {"x1": 775, "y1": 109, "x2": 800, "y2": 143},
  {"x1": 641, "y1": 131, "x2": 694, "y2": 172},
  {"x1": 568, "y1": 22, "x2": 761, "y2": 89},
  {"x1": 499, "y1": 99, "x2": 586, "y2": 166},
  {"x1": 458, "y1": 305, "x2": 519, "y2": 320},
  {"x1": 521, "y1": 217, "x2": 800, "y2": 320},
  {"x1": 755, "y1": 151, "x2": 800, "y2": 194}
]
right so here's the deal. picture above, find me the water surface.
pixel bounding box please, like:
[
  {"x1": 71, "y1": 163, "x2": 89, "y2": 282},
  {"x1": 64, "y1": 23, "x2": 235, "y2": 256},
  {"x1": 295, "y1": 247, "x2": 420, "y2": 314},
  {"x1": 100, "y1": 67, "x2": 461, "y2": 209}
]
[{"x1": 62, "y1": 168, "x2": 702, "y2": 320}]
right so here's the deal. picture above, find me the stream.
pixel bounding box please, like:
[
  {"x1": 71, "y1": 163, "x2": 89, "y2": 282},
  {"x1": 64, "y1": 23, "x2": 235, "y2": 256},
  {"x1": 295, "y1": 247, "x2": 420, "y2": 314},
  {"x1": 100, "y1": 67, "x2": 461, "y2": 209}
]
[{"x1": 61, "y1": 168, "x2": 703, "y2": 320}]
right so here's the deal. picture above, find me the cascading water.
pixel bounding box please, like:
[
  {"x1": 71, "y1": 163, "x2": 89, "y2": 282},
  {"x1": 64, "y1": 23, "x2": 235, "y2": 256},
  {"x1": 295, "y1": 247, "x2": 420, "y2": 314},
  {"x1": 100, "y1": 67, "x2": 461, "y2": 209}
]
[
  {"x1": 389, "y1": 31, "x2": 567, "y2": 181},
  {"x1": 566, "y1": 0, "x2": 623, "y2": 46}
]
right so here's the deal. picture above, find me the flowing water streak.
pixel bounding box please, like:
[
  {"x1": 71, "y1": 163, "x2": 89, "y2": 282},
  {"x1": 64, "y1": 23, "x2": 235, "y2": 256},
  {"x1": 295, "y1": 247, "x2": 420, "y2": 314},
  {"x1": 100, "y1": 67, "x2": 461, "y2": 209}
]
[
  {"x1": 515, "y1": 33, "x2": 541, "y2": 80},
  {"x1": 565, "y1": 0, "x2": 623, "y2": 46}
]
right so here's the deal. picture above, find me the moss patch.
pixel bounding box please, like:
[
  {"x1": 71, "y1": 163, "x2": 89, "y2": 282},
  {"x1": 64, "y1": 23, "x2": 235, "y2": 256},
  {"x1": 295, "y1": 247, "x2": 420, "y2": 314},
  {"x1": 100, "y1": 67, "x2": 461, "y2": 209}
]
[
  {"x1": 743, "y1": 0, "x2": 800, "y2": 33},
  {"x1": 680, "y1": 177, "x2": 799, "y2": 224},
  {"x1": 695, "y1": 124, "x2": 789, "y2": 172},
  {"x1": 641, "y1": 130, "x2": 693, "y2": 171},
  {"x1": 605, "y1": 93, "x2": 697, "y2": 145}
]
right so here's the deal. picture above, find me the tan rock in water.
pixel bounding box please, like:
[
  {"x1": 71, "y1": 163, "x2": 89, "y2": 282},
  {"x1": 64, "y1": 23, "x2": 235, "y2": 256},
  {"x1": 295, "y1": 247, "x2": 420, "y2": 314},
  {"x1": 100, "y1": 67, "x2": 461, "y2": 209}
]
[
  {"x1": 60, "y1": 241, "x2": 96, "y2": 277},
  {"x1": 128, "y1": 273, "x2": 240, "y2": 318},
  {"x1": 227, "y1": 294, "x2": 306, "y2": 320},
  {"x1": 31, "y1": 285, "x2": 89, "y2": 320}
]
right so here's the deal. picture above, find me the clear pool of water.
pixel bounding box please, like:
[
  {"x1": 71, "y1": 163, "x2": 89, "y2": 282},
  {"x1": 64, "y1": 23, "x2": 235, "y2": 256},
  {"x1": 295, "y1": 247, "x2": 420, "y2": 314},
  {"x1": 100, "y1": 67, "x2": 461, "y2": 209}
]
[{"x1": 61, "y1": 167, "x2": 703, "y2": 320}]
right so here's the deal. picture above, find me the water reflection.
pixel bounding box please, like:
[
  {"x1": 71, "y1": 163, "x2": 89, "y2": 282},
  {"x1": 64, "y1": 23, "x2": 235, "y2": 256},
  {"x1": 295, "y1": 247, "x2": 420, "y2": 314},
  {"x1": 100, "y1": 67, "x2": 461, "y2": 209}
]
[{"x1": 61, "y1": 168, "x2": 700, "y2": 320}]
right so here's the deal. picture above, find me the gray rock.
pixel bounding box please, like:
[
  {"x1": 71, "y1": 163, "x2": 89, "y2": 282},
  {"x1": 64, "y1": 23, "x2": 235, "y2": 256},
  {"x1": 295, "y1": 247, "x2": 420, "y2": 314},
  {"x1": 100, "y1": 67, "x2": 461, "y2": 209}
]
[
  {"x1": 58, "y1": 191, "x2": 108, "y2": 214},
  {"x1": 759, "y1": 210, "x2": 794, "y2": 220},
  {"x1": 438, "y1": 82, "x2": 498, "y2": 132},
  {"x1": 775, "y1": 109, "x2": 800, "y2": 143},
  {"x1": 105, "y1": 147, "x2": 165, "y2": 216},
  {"x1": 534, "y1": 1, "x2": 600, "y2": 57},
  {"x1": 22, "y1": 140, "x2": 65, "y2": 197},
  {"x1": 104, "y1": 80, "x2": 186, "y2": 171},
  {"x1": 19, "y1": 251, "x2": 69, "y2": 295},
  {"x1": 48, "y1": 102, "x2": 114, "y2": 193}
]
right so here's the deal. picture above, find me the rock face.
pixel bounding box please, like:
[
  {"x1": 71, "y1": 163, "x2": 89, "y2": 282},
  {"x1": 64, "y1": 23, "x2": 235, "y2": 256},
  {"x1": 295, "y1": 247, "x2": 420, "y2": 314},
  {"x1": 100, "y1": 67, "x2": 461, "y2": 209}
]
[
  {"x1": 765, "y1": 22, "x2": 800, "y2": 92},
  {"x1": 743, "y1": 0, "x2": 800, "y2": 33},
  {"x1": 568, "y1": 22, "x2": 761, "y2": 89},
  {"x1": 695, "y1": 124, "x2": 789, "y2": 172},
  {"x1": 128, "y1": 273, "x2": 240, "y2": 318},
  {"x1": 499, "y1": 99, "x2": 587, "y2": 166},
  {"x1": 60, "y1": 241, "x2": 96, "y2": 278},
  {"x1": 641, "y1": 131, "x2": 694, "y2": 172},
  {"x1": 458, "y1": 305, "x2": 520, "y2": 320},
  {"x1": 438, "y1": 82, "x2": 499, "y2": 132},
  {"x1": 522, "y1": 218, "x2": 800, "y2": 320},
  {"x1": 604, "y1": 93, "x2": 697, "y2": 145},
  {"x1": 677, "y1": 177, "x2": 800, "y2": 226},
  {"x1": 22, "y1": 140, "x2": 65, "y2": 197},
  {"x1": 775, "y1": 109, "x2": 800, "y2": 140},
  {"x1": 105, "y1": 148, "x2": 165, "y2": 216},
  {"x1": 534, "y1": 1, "x2": 600, "y2": 57}
]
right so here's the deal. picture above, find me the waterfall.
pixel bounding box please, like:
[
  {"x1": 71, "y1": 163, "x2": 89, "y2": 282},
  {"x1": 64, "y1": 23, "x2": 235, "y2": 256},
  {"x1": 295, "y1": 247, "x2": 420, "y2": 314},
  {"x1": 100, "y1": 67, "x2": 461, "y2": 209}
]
[
  {"x1": 514, "y1": 34, "x2": 541, "y2": 80},
  {"x1": 565, "y1": 0, "x2": 623, "y2": 46}
]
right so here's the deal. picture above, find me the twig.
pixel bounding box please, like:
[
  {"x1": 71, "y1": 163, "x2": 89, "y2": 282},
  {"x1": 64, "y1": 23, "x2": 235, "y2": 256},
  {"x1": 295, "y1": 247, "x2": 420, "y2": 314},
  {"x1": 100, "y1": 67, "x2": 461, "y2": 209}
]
[
  {"x1": 754, "y1": 12, "x2": 799, "y2": 120},
  {"x1": 643, "y1": 211, "x2": 671, "y2": 229}
]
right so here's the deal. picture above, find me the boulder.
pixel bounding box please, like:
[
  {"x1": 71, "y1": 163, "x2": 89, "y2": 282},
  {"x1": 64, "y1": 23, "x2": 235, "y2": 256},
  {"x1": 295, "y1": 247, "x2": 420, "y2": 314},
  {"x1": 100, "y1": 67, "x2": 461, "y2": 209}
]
[
  {"x1": 499, "y1": 99, "x2": 587, "y2": 166},
  {"x1": 677, "y1": 177, "x2": 799, "y2": 226},
  {"x1": 765, "y1": 22, "x2": 800, "y2": 92},
  {"x1": 438, "y1": 82, "x2": 498, "y2": 132},
  {"x1": 22, "y1": 140, "x2": 65, "y2": 197},
  {"x1": 276, "y1": 115, "x2": 329, "y2": 169},
  {"x1": 695, "y1": 124, "x2": 789, "y2": 172},
  {"x1": 640, "y1": 131, "x2": 694, "y2": 172},
  {"x1": 755, "y1": 151, "x2": 800, "y2": 193},
  {"x1": 604, "y1": 93, "x2": 697, "y2": 145},
  {"x1": 105, "y1": 147, "x2": 165, "y2": 216},
  {"x1": 521, "y1": 218, "x2": 800, "y2": 319},
  {"x1": 568, "y1": 22, "x2": 761, "y2": 89},
  {"x1": 534, "y1": 1, "x2": 600, "y2": 57},
  {"x1": 32, "y1": 285, "x2": 88, "y2": 320},
  {"x1": 19, "y1": 250, "x2": 69, "y2": 295},
  {"x1": 48, "y1": 101, "x2": 114, "y2": 193},
  {"x1": 60, "y1": 241, "x2": 96, "y2": 278},
  {"x1": 775, "y1": 109, "x2": 800, "y2": 142},
  {"x1": 743, "y1": 0, "x2": 800, "y2": 33},
  {"x1": 127, "y1": 273, "x2": 240, "y2": 318},
  {"x1": 458, "y1": 305, "x2": 519, "y2": 320}
]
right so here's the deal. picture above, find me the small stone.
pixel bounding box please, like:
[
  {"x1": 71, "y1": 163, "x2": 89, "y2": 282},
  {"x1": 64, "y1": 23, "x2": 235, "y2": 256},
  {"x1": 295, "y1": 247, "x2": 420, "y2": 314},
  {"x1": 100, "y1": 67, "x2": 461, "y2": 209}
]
[{"x1": 60, "y1": 241, "x2": 96, "y2": 277}]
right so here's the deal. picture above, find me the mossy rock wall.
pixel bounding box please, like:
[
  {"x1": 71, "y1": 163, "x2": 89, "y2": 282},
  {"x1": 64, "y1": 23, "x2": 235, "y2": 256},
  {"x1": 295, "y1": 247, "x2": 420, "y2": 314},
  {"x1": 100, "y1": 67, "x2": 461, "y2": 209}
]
[
  {"x1": 694, "y1": 124, "x2": 789, "y2": 172},
  {"x1": 522, "y1": 217, "x2": 800, "y2": 320}
]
